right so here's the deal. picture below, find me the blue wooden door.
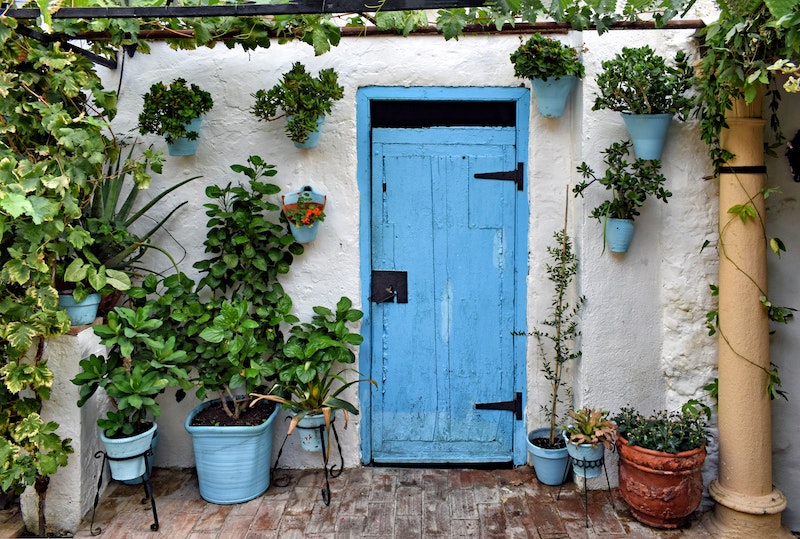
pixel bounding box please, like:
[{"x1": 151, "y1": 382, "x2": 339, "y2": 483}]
[{"x1": 369, "y1": 124, "x2": 522, "y2": 464}]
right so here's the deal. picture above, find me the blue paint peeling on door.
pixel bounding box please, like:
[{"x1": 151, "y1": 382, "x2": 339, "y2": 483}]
[{"x1": 357, "y1": 87, "x2": 529, "y2": 465}]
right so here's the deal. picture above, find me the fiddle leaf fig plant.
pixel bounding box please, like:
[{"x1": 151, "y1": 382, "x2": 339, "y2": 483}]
[{"x1": 251, "y1": 62, "x2": 344, "y2": 144}]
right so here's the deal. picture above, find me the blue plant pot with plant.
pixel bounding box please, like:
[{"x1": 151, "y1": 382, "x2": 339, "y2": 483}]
[
  {"x1": 622, "y1": 113, "x2": 673, "y2": 161},
  {"x1": 564, "y1": 435, "x2": 605, "y2": 479},
  {"x1": 606, "y1": 218, "x2": 635, "y2": 253},
  {"x1": 58, "y1": 292, "x2": 101, "y2": 325},
  {"x1": 167, "y1": 116, "x2": 204, "y2": 156},
  {"x1": 282, "y1": 185, "x2": 326, "y2": 243},
  {"x1": 531, "y1": 76, "x2": 577, "y2": 118},
  {"x1": 292, "y1": 116, "x2": 324, "y2": 149},
  {"x1": 527, "y1": 428, "x2": 570, "y2": 485}
]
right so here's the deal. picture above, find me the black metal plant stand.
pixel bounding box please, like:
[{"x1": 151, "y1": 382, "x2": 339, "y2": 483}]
[
  {"x1": 556, "y1": 452, "x2": 615, "y2": 528},
  {"x1": 89, "y1": 449, "x2": 159, "y2": 535},
  {"x1": 271, "y1": 416, "x2": 344, "y2": 506}
]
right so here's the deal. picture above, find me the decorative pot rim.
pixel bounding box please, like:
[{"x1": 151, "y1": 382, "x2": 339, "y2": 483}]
[{"x1": 616, "y1": 434, "x2": 706, "y2": 459}]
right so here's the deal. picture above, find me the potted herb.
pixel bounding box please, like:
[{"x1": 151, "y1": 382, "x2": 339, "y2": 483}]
[
  {"x1": 593, "y1": 45, "x2": 694, "y2": 160},
  {"x1": 282, "y1": 185, "x2": 327, "y2": 243},
  {"x1": 612, "y1": 400, "x2": 710, "y2": 529},
  {"x1": 251, "y1": 62, "x2": 344, "y2": 148},
  {"x1": 518, "y1": 199, "x2": 585, "y2": 485},
  {"x1": 510, "y1": 33, "x2": 585, "y2": 118},
  {"x1": 137, "y1": 78, "x2": 214, "y2": 156},
  {"x1": 572, "y1": 140, "x2": 671, "y2": 253},
  {"x1": 251, "y1": 296, "x2": 377, "y2": 455},
  {"x1": 562, "y1": 407, "x2": 616, "y2": 478},
  {"x1": 71, "y1": 304, "x2": 191, "y2": 481}
]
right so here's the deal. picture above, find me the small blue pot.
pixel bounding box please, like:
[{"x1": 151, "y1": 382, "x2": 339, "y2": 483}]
[
  {"x1": 621, "y1": 113, "x2": 673, "y2": 161},
  {"x1": 58, "y1": 292, "x2": 101, "y2": 326},
  {"x1": 100, "y1": 423, "x2": 158, "y2": 481},
  {"x1": 527, "y1": 428, "x2": 570, "y2": 486},
  {"x1": 530, "y1": 76, "x2": 577, "y2": 118},
  {"x1": 605, "y1": 218, "x2": 635, "y2": 253},
  {"x1": 290, "y1": 116, "x2": 325, "y2": 149},
  {"x1": 565, "y1": 437, "x2": 605, "y2": 479},
  {"x1": 283, "y1": 185, "x2": 326, "y2": 243},
  {"x1": 123, "y1": 427, "x2": 158, "y2": 485},
  {"x1": 167, "y1": 116, "x2": 203, "y2": 156},
  {"x1": 185, "y1": 399, "x2": 279, "y2": 504}
]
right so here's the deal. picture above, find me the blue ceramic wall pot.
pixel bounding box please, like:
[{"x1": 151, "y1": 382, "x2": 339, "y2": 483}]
[
  {"x1": 606, "y1": 218, "x2": 635, "y2": 253},
  {"x1": 290, "y1": 116, "x2": 325, "y2": 149},
  {"x1": 167, "y1": 116, "x2": 203, "y2": 156},
  {"x1": 530, "y1": 76, "x2": 577, "y2": 118},
  {"x1": 526, "y1": 427, "x2": 570, "y2": 485},
  {"x1": 58, "y1": 292, "x2": 101, "y2": 326},
  {"x1": 185, "y1": 399, "x2": 279, "y2": 504},
  {"x1": 282, "y1": 185, "x2": 326, "y2": 244},
  {"x1": 621, "y1": 113, "x2": 673, "y2": 161}
]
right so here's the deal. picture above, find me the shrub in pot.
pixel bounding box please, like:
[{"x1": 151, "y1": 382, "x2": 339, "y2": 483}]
[
  {"x1": 251, "y1": 62, "x2": 344, "y2": 148},
  {"x1": 572, "y1": 140, "x2": 671, "y2": 253},
  {"x1": 510, "y1": 33, "x2": 585, "y2": 118},
  {"x1": 611, "y1": 400, "x2": 710, "y2": 529},
  {"x1": 137, "y1": 78, "x2": 214, "y2": 156},
  {"x1": 593, "y1": 45, "x2": 694, "y2": 160}
]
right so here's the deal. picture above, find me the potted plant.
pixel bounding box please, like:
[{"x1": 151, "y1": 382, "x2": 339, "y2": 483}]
[
  {"x1": 572, "y1": 140, "x2": 672, "y2": 253},
  {"x1": 137, "y1": 78, "x2": 214, "y2": 156},
  {"x1": 250, "y1": 62, "x2": 344, "y2": 148},
  {"x1": 71, "y1": 304, "x2": 191, "y2": 481},
  {"x1": 282, "y1": 185, "x2": 327, "y2": 243},
  {"x1": 593, "y1": 45, "x2": 694, "y2": 160},
  {"x1": 562, "y1": 407, "x2": 616, "y2": 479},
  {"x1": 510, "y1": 33, "x2": 585, "y2": 118},
  {"x1": 611, "y1": 400, "x2": 710, "y2": 529},
  {"x1": 517, "y1": 201, "x2": 585, "y2": 485},
  {"x1": 250, "y1": 296, "x2": 377, "y2": 455},
  {"x1": 55, "y1": 256, "x2": 132, "y2": 325}
]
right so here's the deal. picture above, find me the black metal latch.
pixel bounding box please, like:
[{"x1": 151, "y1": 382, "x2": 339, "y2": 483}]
[
  {"x1": 474, "y1": 163, "x2": 524, "y2": 191},
  {"x1": 475, "y1": 392, "x2": 522, "y2": 420},
  {"x1": 370, "y1": 270, "x2": 408, "y2": 304}
]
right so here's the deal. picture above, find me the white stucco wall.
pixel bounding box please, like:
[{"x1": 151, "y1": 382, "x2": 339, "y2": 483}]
[{"x1": 90, "y1": 23, "x2": 798, "y2": 529}]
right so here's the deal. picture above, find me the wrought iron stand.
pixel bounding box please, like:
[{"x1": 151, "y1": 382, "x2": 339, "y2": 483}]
[
  {"x1": 271, "y1": 418, "x2": 344, "y2": 506},
  {"x1": 557, "y1": 453, "x2": 614, "y2": 528},
  {"x1": 89, "y1": 449, "x2": 159, "y2": 535}
]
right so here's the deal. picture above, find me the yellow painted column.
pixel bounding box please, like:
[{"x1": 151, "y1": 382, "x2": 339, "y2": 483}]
[{"x1": 704, "y1": 95, "x2": 790, "y2": 537}]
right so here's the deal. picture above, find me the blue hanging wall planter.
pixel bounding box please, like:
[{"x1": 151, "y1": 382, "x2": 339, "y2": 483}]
[
  {"x1": 621, "y1": 113, "x2": 673, "y2": 161},
  {"x1": 290, "y1": 116, "x2": 325, "y2": 149},
  {"x1": 58, "y1": 292, "x2": 101, "y2": 326},
  {"x1": 167, "y1": 116, "x2": 204, "y2": 156},
  {"x1": 530, "y1": 76, "x2": 577, "y2": 118},
  {"x1": 605, "y1": 218, "x2": 635, "y2": 253},
  {"x1": 282, "y1": 185, "x2": 326, "y2": 243}
]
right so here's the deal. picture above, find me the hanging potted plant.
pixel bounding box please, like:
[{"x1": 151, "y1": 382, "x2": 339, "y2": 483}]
[
  {"x1": 251, "y1": 62, "x2": 344, "y2": 148},
  {"x1": 612, "y1": 401, "x2": 710, "y2": 529},
  {"x1": 55, "y1": 256, "x2": 132, "y2": 325},
  {"x1": 137, "y1": 78, "x2": 214, "y2": 156},
  {"x1": 593, "y1": 45, "x2": 694, "y2": 160},
  {"x1": 573, "y1": 140, "x2": 672, "y2": 253},
  {"x1": 71, "y1": 304, "x2": 191, "y2": 481},
  {"x1": 562, "y1": 407, "x2": 616, "y2": 479},
  {"x1": 510, "y1": 33, "x2": 585, "y2": 118},
  {"x1": 516, "y1": 198, "x2": 585, "y2": 485},
  {"x1": 251, "y1": 296, "x2": 377, "y2": 456},
  {"x1": 282, "y1": 185, "x2": 327, "y2": 243}
]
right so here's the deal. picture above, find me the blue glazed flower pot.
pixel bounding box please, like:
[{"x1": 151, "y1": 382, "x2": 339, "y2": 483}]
[
  {"x1": 288, "y1": 221, "x2": 321, "y2": 243},
  {"x1": 530, "y1": 76, "x2": 577, "y2": 118},
  {"x1": 621, "y1": 113, "x2": 673, "y2": 161},
  {"x1": 606, "y1": 218, "x2": 635, "y2": 253},
  {"x1": 527, "y1": 428, "x2": 570, "y2": 486},
  {"x1": 185, "y1": 399, "x2": 279, "y2": 504},
  {"x1": 167, "y1": 116, "x2": 203, "y2": 156},
  {"x1": 290, "y1": 116, "x2": 325, "y2": 149},
  {"x1": 58, "y1": 292, "x2": 101, "y2": 326},
  {"x1": 283, "y1": 185, "x2": 326, "y2": 243},
  {"x1": 565, "y1": 440, "x2": 605, "y2": 478},
  {"x1": 293, "y1": 412, "x2": 334, "y2": 452},
  {"x1": 123, "y1": 427, "x2": 158, "y2": 485},
  {"x1": 100, "y1": 423, "x2": 158, "y2": 481}
]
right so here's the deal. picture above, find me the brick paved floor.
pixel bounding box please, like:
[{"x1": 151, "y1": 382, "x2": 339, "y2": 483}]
[{"x1": 2, "y1": 466, "x2": 716, "y2": 538}]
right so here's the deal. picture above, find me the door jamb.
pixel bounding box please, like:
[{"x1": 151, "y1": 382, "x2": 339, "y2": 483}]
[{"x1": 356, "y1": 86, "x2": 530, "y2": 465}]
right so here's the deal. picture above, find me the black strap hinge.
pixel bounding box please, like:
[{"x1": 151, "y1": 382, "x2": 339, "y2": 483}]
[
  {"x1": 475, "y1": 392, "x2": 522, "y2": 420},
  {"x1": 474, "y1": 163, "x2": 524, "y2": 191}
]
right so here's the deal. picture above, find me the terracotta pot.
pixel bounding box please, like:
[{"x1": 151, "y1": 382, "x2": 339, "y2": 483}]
[{"x1": 616, "y1": 435, "x2": 706, "y2": 529}]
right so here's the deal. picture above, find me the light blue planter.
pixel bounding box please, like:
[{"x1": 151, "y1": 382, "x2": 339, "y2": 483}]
[
  {"x1": 287, "y1": 221, "x2": 321, "y2": 243},
  {"x1": 282, "y1": 185, "x2": 326, "y2": 243},
  {"x1": 167, "y1": 116, "x2": 203, "y2": 156},
  {"x1": 530, "y1": 76, "x2": 577, "y2": 118},
  {"x1": 527, "y1": 428, "x2": 570, "y2": 486},
  {"x1": 100, "y1": 422, "x2": 158, "y2": 482},
  {"x1": 565, "y1": 438, "x2": 605, "y2": 479},
  {"x1": 606, "y1": 218, "x2": 635, "y2": 253},
  {"x1": 622, "y1": 113, "x2": 673, "y2": 161},
  {"x1": 291, "y1": 116, "x2": 324, "y2": 149},
  {"x1": 58, "y1": 292, "x2": 101, "y2": 325},
  {"x1": 294, "y1": 412, "x2": 333, "y2": 452},
  {"x1": 185, "y1": 399, "x2": 279, "y2": 504},
  {"x1": 123, "y1": 427, "x2": 158, "y2": 485}
]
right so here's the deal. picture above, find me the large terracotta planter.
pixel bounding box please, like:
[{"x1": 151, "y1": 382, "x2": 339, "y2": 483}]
[{"x1": 616, "y1": 435, "x2": 706, "y2": 529}]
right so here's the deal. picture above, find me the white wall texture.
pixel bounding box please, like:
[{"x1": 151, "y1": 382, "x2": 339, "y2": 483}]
[{"x1": 88, "y1": 24, "x2": 799, "y2": 529}]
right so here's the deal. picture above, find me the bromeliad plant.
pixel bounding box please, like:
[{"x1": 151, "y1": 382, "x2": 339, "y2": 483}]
[
  {"x1": 573, "y1": 140, "x2": 672, "y2": 221},
  {"x1": 250, "y1": 296, "x2": 376, "y2": 436},
  {"x1": 563, "y1": 407, "x2": 616, "y2": 449}
]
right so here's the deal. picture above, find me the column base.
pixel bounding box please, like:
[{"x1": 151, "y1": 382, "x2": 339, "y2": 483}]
[{"x1": 702, "y1": 480, "x2": 792, "y2": 538}]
